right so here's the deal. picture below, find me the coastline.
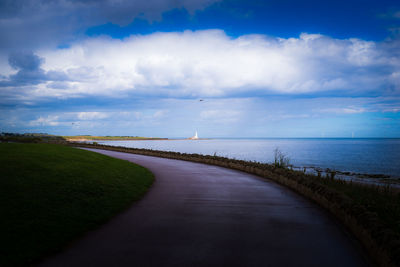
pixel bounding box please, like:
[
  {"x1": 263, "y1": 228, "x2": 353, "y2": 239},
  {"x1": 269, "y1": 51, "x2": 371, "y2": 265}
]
[
  {"x1": 91, "y1": 139, "x2": 400, "y2": 186},
  {"x1": 70, "y1": 142, "x2": 400, "y2": 266},
  {"x1": 72, "y1": 141, "x2": 400, "y2": 189},
  {"x1": 65, "y1": 137, "x2": 169, "y2": 142},
  {"x1": 67, "y1": 138, "x2": 213, "y2": 141},
  {"x1": 291, "y1": 165, "x2": 400, "y2": 187}
]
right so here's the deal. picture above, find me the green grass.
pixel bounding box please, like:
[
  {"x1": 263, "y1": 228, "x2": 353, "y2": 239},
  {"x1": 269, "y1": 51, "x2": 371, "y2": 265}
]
[{"x1": 0, "y1": 143, "x2": 154, "y2": 266}]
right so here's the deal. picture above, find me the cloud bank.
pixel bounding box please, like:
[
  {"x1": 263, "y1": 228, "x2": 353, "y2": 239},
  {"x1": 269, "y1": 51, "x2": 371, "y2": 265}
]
[
  {"x1": 0, "y1": 51, "x2": 68, "y2": 87},
  {"x1": 1, "y1": 30, "x2": 398, "y2": 102}
]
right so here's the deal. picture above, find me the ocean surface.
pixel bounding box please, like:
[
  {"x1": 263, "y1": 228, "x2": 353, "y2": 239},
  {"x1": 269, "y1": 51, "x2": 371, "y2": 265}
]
[{"x1": 98, "y1": 138, "x2": 400, "y2": 179}]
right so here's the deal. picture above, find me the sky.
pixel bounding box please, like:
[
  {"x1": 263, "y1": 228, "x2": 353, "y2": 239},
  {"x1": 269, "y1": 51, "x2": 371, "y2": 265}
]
[{"x1": 0, "y1": 0, "x2": 399, "y2": 138}]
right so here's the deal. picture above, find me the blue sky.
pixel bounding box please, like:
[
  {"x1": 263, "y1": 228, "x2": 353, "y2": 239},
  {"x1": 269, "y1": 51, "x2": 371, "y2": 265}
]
[
  {"x1": 86, "y1": 0, "x2": 400, "y2": 40},
  {"x1": 0, "y1": 0, "x2": 399, "y2": 137}
]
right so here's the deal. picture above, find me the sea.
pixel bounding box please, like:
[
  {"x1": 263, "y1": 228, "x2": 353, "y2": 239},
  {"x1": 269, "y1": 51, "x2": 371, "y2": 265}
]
[{"x1": 98, "y1": 138, "x2": 400, "y2": 183}]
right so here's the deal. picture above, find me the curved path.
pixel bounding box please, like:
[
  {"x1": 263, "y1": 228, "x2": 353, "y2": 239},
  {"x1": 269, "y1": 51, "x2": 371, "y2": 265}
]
[{"x1": 40, "y1": 148, "x2": 370, "y2": 267}]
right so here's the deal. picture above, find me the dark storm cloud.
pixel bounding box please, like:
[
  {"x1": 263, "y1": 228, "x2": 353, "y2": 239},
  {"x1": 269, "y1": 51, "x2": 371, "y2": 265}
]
[
  {"x1": 0, "y1": 51, "x2": 68, "y2": 87},
  {"x1": 8, "y1": 51, "x2": 44, "y2": 71},
  {"x1": 0, "y1": 0, "x2": 220, "y2": 52},
  {"x1": 0, "y1": 0, "x2": 24, "y2": 18}
]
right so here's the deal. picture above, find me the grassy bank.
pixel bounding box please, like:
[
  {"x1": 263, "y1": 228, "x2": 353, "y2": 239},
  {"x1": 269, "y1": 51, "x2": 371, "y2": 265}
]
[
  {"x1": 75, "y1": 143, "x2": 400, "y2": 266},
  {"x1": 0, "y1": 133, "x2": 66, "y2": 143},
  {"x1": 0, "y1": 143, "x2": 154, "y2": 266},
  {"x1": 63, "y1": 135, "x2": 168, "y2": 141}
]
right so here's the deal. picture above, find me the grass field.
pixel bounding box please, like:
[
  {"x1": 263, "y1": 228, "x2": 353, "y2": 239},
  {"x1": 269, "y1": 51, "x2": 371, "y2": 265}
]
[{"x1": 0, "y1": 143, "x2": 154, "y2": 266}]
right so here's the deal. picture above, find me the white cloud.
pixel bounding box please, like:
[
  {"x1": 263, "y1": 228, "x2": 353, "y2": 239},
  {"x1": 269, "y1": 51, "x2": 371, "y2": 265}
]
[
  {"x1": 316, "y1": 107, "x2": 367, "y2": 114},
  {"x1": 29, "y1": 115, "x2": 59, "y2": 126},
  {"x1": 0, "y1": 30, "x2": 397, "y2": 103},
  {"x1": 30, "y1": 30, "x2": 398, "y2": 99},
  {"x1": 153, "y1": 110, "x2": 168, "y2": 119},
  {"x1": 77, "y1": 112, "x2": 109, "y2": 120},
  {"x1": 118, "y1": 111, "x2": 143, "y2": 119}
]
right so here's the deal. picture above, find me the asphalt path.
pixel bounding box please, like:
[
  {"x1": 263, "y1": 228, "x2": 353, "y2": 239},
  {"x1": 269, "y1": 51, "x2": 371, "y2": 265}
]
[{"x1": 40, "y1": 148, "x2": 370, "y2": 267}]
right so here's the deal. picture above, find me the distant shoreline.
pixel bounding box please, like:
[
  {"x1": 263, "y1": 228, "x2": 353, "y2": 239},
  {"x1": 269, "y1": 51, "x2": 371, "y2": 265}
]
[
  {"x1": 89, "y1": 138, "x2": 399, "y2": 184},
  {"x1": 67, "y1": 137, "x2": 400, "y2": 142},
  {"x1": 64, "y1": 136, "x2": 169, "y2": 141},
  {"x1": 67, "y1": 137, "x2": 213, "y2": 141}
]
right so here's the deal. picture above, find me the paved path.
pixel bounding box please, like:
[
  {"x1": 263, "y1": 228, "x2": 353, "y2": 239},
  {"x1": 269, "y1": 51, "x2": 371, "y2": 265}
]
[{"x1": 40, "y1": 148, "x2": 370, "y2": 267}]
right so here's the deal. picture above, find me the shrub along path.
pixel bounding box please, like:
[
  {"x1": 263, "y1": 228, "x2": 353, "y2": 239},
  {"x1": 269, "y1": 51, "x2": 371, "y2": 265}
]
[{"x1": 40, "y1": 148, "x2": 370, "y2": 266}]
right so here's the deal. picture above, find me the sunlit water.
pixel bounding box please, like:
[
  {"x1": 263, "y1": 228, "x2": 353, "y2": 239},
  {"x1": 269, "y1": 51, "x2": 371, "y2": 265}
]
[{"x1": 98, "y1": 138, "x2": 400, "y2": 180}]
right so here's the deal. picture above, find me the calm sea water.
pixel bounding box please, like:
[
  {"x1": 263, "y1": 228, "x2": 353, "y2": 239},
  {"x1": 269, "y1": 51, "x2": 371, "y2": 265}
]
[{"x1": 99, "y1": 138, "x2": 400, "y2": 178}]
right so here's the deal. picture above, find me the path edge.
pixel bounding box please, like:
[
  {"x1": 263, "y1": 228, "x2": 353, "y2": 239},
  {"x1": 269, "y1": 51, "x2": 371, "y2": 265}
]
[{"x1": 73, "y1": 142, "x2": 399, "y2": 267}]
